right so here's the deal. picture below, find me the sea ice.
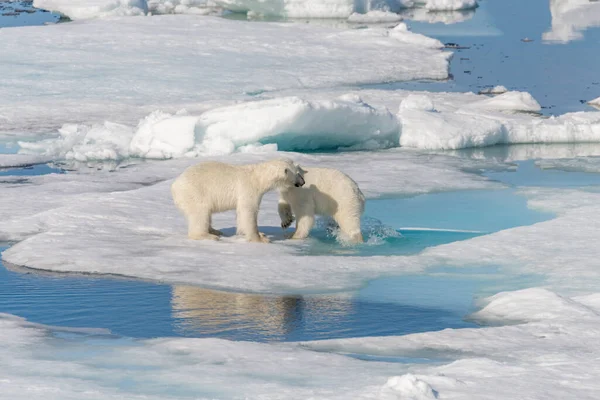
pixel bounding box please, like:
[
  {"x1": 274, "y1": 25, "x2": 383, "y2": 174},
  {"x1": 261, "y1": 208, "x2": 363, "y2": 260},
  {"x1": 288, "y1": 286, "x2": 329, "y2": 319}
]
[
  {"x1": 543, "y1": 0, "x2": 600, "y2": 43},
  {"x1": 306, "y1": 287, "x2": 600, "y2": 399},
  {"x1": 0, "y1": 150, "x2": 501, "y2": 293},
  {"x1": 33, "y1": 0, "x2": 148, "y2": 19},
  {"x1": 15, "y1": 89, "x2": 600, "y2": 160},
  {"x1": 589, "y1": 96, "x2": 600, "y2": 109},
  {"x1": 0, "y1": 16, "x2": 451, "y2": 133},
  {"x1": 0, "y1": 313, "x2": 407, "y2": 399}
]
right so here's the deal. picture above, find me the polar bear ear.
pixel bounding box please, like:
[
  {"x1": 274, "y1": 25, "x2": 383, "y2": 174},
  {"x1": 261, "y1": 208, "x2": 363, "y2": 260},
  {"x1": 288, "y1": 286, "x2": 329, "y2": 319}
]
[{"x1": 298, "y1": 166, "x2": 307, "y2": 175}]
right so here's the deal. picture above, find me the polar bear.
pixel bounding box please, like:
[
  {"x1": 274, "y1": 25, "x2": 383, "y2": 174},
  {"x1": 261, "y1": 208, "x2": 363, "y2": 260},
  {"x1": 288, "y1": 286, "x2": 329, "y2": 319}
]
[
  {"x1": 172, "y1": 158, "x2": 305, "y2": 243},
  {"x1": 278, "y1": 167, "x2": 365, "y2": 243}
]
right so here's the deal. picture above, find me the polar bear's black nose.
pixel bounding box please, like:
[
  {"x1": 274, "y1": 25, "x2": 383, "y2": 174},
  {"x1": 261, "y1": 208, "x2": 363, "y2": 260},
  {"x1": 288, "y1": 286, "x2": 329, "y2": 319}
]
[{"x1": 295, "y1": 175, "x2": 305, "y2": 187}]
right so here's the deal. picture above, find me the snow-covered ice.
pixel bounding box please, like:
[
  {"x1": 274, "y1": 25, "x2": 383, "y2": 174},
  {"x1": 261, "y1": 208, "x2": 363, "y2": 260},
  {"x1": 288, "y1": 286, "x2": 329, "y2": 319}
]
[
  {"x1": 0, "y1": 150, "x2": 502, "y2": 293},
  {"x1": 306, "y1": 287, "x2": 600, "y2": 400},
  {"x1": 33, "y1": 0, "x2": 148, "y2": 19},
  {"x1": 543, "y1": 0, "x2": 600, "y2": 43},
  {"x1": 0, "y1": 313, "x2": 409, "y2": 400},
  {"x1": 0, "y1": 16, "x2": 450, "y2": 133}
]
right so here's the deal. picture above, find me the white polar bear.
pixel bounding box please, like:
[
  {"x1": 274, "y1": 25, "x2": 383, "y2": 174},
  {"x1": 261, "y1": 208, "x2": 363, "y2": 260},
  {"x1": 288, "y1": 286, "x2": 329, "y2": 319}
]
[
  {"x1": 172, "y1": 158, "x2": 305, "y2": 243},
  {"x1": 278, "y1": 167, "x2": 365, "y2": 243}
]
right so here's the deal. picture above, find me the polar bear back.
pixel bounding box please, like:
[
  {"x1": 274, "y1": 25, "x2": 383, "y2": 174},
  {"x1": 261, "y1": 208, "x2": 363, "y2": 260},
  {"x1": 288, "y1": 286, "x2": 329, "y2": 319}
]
[
  {"x1": 172, "y1": 161, "x2": 247, "y2": 213},
  {"x1": 300, "y1": 167, "x2": 365, "y2": 217}
]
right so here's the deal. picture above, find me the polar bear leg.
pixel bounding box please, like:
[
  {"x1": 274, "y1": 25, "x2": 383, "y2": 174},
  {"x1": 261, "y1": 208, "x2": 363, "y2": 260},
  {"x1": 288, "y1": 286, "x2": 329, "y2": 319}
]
[
  {"x1": 291, "y1": 212, "x2": 315, "y2": 240},
  {"x1": 188, "y1": 209, "x2": 219, "y2": 241},
  {"x1": 334, "y1": 212, "x2": 363, "y2": 244},
  {"x1": 278, "y1": 199, "x2": 295, "y2": 229},
  {"x1": 237, "y1": 200, "x2": 269, "y2": 243}
]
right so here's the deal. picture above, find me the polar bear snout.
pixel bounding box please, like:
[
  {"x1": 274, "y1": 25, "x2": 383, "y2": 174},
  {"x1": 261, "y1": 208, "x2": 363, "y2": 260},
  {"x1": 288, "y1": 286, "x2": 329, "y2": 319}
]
[{"x1": 294, "y1": 174, "x2": 305, "y2": 187}]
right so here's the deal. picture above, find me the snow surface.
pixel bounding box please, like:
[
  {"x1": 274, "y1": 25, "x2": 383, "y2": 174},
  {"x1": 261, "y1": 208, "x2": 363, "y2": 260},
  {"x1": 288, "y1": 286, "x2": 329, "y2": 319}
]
[
  {"x1": 306, "y1": 287, "x2": 600, "y2": 400},
  {"x1": 543, "y1": 0, "x2": 600, "y2": 43},
  {"x1": 0, "y1": 150, "x2": 502, "y2": 293},
  {"x1": 0, "y1": 16, "x2": 450, "y2": 133}
]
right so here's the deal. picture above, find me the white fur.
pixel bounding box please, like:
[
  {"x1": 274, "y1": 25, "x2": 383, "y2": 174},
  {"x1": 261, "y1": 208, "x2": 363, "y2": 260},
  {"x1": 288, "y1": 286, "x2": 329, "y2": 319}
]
[
  {"x1": 278, "y1": 167, "x2": 366, "y2": 243},
  {"x1": 172, "y1": 158, "x2": 304, "y2": 242}
]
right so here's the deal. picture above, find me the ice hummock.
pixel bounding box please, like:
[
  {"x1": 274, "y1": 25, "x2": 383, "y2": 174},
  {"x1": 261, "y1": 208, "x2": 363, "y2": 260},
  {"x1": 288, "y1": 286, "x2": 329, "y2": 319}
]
[
  {"x1": 11, "y1": 89, "x2": 600, "y2": 161},
  {"x1": 543, "y1": 0, "x2": 600, "y2": 43}
]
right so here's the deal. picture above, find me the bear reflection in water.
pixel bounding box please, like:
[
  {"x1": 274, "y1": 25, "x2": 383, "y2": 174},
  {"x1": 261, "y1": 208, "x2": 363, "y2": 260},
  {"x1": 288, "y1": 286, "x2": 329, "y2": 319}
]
[{"x1": 171, "y1": 286, "x2": 352, "y2": 341}]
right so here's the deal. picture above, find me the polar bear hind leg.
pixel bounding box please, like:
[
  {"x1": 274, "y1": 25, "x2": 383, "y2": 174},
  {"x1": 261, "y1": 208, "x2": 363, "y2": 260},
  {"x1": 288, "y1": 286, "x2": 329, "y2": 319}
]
[{"x1": 334, "y1": 211, "x2": 364, "y2": 244}]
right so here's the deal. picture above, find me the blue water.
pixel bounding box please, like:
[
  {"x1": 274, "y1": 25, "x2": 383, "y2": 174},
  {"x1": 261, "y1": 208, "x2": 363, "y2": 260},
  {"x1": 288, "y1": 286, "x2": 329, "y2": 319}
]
[
  {"x1": 368, "y1": 0, "x2": 600, "y2": 116},
  {"x1": 299, "y1": 188, "x2": 552, "y2": 257},
  {"x1": 0, "y1": 0, "x2": 60, "y2": 28},
  {"x1": 0, "y1": 163, "x2": 64, "y2": 176},
  {"x1": 486, "y1": 159, "x2": 600, "y2": 187}
]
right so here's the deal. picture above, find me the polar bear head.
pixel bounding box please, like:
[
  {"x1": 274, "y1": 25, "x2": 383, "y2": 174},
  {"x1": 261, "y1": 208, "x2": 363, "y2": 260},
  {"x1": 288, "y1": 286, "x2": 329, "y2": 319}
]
[{"x1": 265, "y1": 158, "x2": 305, "y2": 189}]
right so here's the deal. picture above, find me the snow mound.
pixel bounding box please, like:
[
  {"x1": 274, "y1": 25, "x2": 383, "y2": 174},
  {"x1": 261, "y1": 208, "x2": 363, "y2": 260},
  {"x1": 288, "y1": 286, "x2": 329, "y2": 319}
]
[
  {"x1": 381, "y1": 374, "x2": 438, "y2": 400},
  {"x1": 348, "y1": 10, "x2": 403, "y2": 23},
  {"x1": 470, "y1": 288, "x2": 599, "y2": 323},
  {"x1": 462, "y1": 91, "x2": 541, "y2": 113},
  {"x1": 34, "y1": 0, "x2": 148, "y2": 19},
  {"x1": 589, "y1": 96, "x2": 600, "y2": 109}
]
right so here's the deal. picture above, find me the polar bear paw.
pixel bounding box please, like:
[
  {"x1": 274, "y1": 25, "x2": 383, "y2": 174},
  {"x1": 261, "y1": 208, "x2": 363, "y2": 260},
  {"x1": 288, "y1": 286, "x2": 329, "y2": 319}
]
[{"x1": 280, "y1": 212, "x2": 295, "y2": 229}]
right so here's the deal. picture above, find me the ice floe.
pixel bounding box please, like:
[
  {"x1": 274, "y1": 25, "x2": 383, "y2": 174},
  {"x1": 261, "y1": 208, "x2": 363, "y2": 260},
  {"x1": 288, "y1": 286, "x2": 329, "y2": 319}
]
[
  {"x1": 305, "y1": 287, "x2": 600, "y2": 399},
  {"x1": 0, "y1": 16, "x2": 450, "y2": 133},
  {"x1": 0, "y1": 313, "x2": 408, "y2": 399},
  {"x1": 543, "y1": 0, "x2": 600, "y2": 43},
  {"x1": 0, "y1": 150, "x2": 501, "y2": 293}
]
